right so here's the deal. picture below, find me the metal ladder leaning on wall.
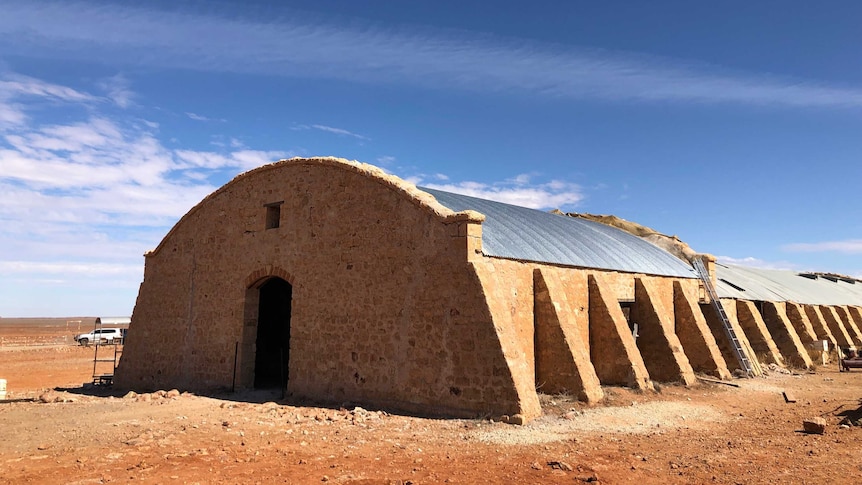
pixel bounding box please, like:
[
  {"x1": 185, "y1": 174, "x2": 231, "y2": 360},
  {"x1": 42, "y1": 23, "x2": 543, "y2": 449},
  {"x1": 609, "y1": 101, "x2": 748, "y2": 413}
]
[
  {"x1": 692, "y1": 258, "x2": 754, "y2": 376},
  {"x1": 91, "y1": 319, "x2": 123, "y2": 386}
]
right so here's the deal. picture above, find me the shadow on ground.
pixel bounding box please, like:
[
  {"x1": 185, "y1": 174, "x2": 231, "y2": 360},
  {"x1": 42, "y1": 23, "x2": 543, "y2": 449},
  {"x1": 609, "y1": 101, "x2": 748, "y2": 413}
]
[
  {"x1": 835, "y1": 399, "x2": 862, "y2": 426},
  {"x1": 52, "y1": 384, "x2": 468, "y2": 421}
]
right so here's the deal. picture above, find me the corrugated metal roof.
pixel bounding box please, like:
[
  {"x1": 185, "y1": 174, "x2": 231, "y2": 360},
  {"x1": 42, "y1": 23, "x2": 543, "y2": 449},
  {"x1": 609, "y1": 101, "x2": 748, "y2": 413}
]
[
  {"x1": 715, "y1": 264, "x2": 862, "y2": 306},
  {"x1": 420, "y1": 187, "x2": 696, "y2": 278}
]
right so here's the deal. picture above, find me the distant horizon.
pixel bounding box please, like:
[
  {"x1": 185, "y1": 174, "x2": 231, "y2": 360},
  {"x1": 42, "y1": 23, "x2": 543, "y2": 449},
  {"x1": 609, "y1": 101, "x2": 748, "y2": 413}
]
[{"x1": 0, "y1": 315, "x2": 128, "y2": 320}]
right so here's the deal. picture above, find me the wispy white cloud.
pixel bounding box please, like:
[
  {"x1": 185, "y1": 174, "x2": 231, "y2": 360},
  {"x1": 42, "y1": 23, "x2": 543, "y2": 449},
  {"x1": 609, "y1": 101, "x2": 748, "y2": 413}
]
[
  {"x1": 186, "y1": 112, "x2": 226, "y2": 122},
  {"x1": 292, "y1": 123, "x2": 369, "y2": 140},
  {"x1": 1, "y1": 2, "x2": 861, "y2": 109},
  {"x1": 311, "y1": 124, "x2": 368, "y2": 140},
  {"x1": 0, "y1": 102, "x2": 24, "y2": 125},
  {"x1": 98, "y1": 74, "x2": 134, "y2": 108},
  {"x1": 209, "y1": 135, "x2": 245, "y2": 148},
  {"x1": 0, "y1": 73, "x2": 98, "y2": 126},
  {"x1": 415, "y1": 172, "x2": 583, "y2": 209},
  {"x1": 1, "y1": 102, "x2": 288, "y2": 223},
  {"x1": 781, "y1": 240, "x2": 862, "y2": 254},
  {"x1": 716, "y1": 255, "x2": 799, "y2": 270},
  {"x1": 0, "y1": 74, "x2": 96, "y2": 103}
]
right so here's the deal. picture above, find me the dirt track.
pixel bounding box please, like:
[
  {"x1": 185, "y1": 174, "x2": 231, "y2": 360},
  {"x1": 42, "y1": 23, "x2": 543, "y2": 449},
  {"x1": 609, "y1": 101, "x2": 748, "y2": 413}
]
[{"x1": 1, "y1": 319, "x2": 862, "y2": 484}]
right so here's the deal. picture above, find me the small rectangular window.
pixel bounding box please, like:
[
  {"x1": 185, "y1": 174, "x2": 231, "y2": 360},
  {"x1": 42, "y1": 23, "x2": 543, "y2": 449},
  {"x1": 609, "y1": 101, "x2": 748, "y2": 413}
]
[
  {"x1": 265, "y1": 202, "x2": 283, "y2": 230},
  {"x1": 618, "y1": 301, "x2": 637, "y2": 338}
]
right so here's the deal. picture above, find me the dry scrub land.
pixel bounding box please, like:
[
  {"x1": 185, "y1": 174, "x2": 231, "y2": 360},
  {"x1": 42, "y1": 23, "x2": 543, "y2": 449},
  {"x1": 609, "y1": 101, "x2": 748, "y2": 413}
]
[{"x1": 1, "y1": 318, "x2": 862, "y2": 484}]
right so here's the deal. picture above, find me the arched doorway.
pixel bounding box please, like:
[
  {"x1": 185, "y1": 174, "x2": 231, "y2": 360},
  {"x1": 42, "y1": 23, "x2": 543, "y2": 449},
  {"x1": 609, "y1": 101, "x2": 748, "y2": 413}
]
[{"x1": 254, "y1": 277, "x2": 292, "y2": 389}]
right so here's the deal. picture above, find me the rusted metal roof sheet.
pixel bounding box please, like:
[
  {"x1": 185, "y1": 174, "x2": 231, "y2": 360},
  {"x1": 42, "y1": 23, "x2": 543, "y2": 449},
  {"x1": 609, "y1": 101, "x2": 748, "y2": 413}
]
[
  {"x1": 421, "y1": 188, "x2": 696, "y2": 278},
  {"x1": 715, "y1": 264, "x2": 862, "y2": 306}
]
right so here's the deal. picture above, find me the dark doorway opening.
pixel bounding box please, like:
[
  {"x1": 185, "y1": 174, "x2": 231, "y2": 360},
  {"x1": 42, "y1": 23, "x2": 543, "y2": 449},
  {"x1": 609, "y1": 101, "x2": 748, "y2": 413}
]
[{"x1": 254, "y1": 278, "x2": 292, "y2": 389}]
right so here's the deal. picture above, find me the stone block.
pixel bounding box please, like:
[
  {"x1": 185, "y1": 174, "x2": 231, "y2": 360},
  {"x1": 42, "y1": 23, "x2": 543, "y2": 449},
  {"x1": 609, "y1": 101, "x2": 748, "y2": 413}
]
[{"x1": 803, "y1": 417, "x2": 826, "y2": 434}]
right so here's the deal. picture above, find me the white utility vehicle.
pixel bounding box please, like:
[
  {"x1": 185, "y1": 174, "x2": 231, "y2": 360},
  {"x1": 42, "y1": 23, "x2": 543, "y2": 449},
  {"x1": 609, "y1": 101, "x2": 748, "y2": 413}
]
[{"x1": 74, "y1": 328, "x2": 126, "y2": 346}]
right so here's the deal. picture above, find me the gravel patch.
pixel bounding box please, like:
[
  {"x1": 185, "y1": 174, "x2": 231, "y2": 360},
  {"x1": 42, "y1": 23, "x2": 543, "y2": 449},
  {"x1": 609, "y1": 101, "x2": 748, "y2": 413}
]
[
  {"x1": 473, "y1": 401, "x2": 725, "y2": 445},
  {"x1": 733, "y1": 373, "x2": 803, "y2": 394}
]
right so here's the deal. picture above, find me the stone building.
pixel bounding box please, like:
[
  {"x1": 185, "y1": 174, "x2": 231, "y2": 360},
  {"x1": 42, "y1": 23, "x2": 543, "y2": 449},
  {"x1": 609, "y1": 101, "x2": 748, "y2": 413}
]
[
  {"x1": 115, "y1": 157, "x2": 734, "y2": 421},
  {"x1": 711, "y1": 264, "x2": 862, "y2": 372}
]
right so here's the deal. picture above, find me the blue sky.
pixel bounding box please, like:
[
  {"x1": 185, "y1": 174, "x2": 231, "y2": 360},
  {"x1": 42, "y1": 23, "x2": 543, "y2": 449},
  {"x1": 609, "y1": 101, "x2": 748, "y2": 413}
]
[{"x1": 0, "y1": 1, "x2": 860, "y2": 317}]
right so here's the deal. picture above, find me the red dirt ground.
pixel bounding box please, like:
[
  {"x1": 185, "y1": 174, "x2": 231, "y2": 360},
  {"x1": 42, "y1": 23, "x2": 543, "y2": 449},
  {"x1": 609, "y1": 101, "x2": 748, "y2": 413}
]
[{"x1": 1, "y1": 317, "x2": 862, "y2": 484}]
